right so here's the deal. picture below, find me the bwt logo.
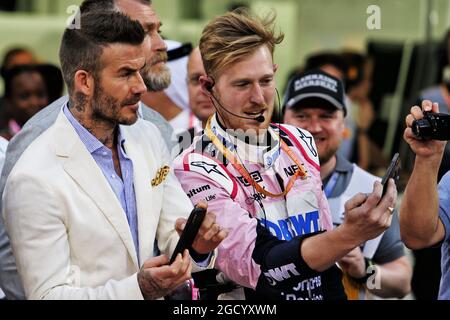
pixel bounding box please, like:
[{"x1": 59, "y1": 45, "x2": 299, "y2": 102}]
[
  {"x1": 260, "y1": 211, "x2": 320, "y2": 240},
  {"x1": 264, "y1": 263, "x2": 300, "y2": 286},
  {"x1": 367, "y1": 5, "x2": 381, "y2": 30}
]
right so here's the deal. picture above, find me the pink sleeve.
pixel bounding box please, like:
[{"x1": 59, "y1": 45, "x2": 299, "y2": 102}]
[
  {"x1": 174, "y1": 169, "x2": 261, "y2": 289},
  {"x1": 319, "y1": 189, "x2": 334, "y2": 231},
  {"x1": 280, "y1": 124, "x2": 334, "y2": 232},
  {"x1": 306, "y1": 161, "x2": 334, "y2": 232}
]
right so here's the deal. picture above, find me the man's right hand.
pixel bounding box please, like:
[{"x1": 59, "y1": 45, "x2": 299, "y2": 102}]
[
  {"x1": 137, "y1": 250, "x2": 192, "y2": 300},
  {"x1": 341, "y1": 179, "x2": 397, "y2": 246},
  {"x1": 404, "y1": 100, "x2": 446, "y2": 161}
]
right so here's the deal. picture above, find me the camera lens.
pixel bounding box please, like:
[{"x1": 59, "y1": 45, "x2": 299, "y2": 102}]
[
  {"x1": 412, "y1": 118, "x2": 433, "y2": 140},
  {"x1": 411, "y1": 113, "x2": 450, "y2": 141}
]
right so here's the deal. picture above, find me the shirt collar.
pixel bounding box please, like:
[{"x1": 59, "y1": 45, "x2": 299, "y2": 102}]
[
  {"x1": 63, "y1": 103, "x2": 126, "y2": 155},
  {"x1": 334, "y1": 151, "x2": 353, "y2": 173}
]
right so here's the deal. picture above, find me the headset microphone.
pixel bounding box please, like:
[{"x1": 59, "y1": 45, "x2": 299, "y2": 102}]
[
  {"x1": 205, "y1": 80, "x2": 266, "y2": 123},
  {"x1": 211, "y1": 94, "x2": 266, "y2": 123},
  {"x1": 255, "y1": 115, "x2": 266, "y2": 123}
]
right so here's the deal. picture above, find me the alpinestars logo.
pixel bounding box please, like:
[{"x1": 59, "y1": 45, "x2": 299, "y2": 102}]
[
  {"x1": 191, "y1": 161, "x2": 227, "y2": 179},
  {"x1": 296, "y1": 128, "x2": 317, "y2": 157}
]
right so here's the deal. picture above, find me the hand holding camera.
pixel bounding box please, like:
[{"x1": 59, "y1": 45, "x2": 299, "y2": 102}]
[
  {"x1": 404, "y1": 100, "x2": 447, "y2": 161},
  {"x1": 412, "y1": 112, "x2": 450, "y2": 141}
]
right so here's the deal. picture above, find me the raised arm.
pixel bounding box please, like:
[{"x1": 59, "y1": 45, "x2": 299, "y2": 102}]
[{"x1": 400, "y1": 100, "x2": 447, "y2": 249}]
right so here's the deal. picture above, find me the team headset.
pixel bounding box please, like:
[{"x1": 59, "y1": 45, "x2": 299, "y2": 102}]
[{"x1": 202, "y1": 77, "x2": 281, "y2": 124}]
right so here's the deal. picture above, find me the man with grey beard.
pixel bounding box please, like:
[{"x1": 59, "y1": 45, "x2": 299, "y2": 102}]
[
  {"x1": 141, "y1": 40, "x2": 193, "y2": 135},
  {"x1": 0, "y1": 0, "x2": 177, "y2": 300}
]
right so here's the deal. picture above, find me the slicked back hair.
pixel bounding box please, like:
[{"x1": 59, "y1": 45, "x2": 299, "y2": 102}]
[{"x1": 199, "y1": 9, "x2": 284, "y2": 80}]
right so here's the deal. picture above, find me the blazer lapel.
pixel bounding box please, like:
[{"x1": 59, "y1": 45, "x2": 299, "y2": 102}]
[
  {"x1": 54, "y1": 112, "x2": 139, "y2": 269},
  {"x1": 121, "y1": 128, "x2": 160, "y2": 263}
]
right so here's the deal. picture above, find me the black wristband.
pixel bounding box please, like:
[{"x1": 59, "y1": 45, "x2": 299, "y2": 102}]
[
  {"x1": 350, "y1": 258, "x2": 375, "y2": 284},
  {"x1": 189, "y1": 247, "x2": 209, "y2": 263}
]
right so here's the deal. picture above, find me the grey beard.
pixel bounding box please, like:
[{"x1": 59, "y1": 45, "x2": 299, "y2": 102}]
[{"x1": 144, "y1": 68, "x2": 171, "y2": 92}]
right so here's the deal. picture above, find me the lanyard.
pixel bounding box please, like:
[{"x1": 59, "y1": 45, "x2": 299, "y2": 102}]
[
  {"x1": 205, "y1": 118, "x2": 308, "y2": 198},
  {"x1": 323, "y1": 171, "x2": 340, "y2": 198}
]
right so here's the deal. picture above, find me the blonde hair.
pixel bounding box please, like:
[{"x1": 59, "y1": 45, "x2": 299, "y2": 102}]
[{"x1": 199, "y1": 9, "x2": 284, "y2": 79}]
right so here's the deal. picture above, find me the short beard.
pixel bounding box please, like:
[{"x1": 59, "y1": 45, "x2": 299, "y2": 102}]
[
  {"x1": 91, "y1": 82, "x2": 139, "y2": 126},
  {"x1": 143, "y1": 51, "x2": 171, "y2": 91},
  {"x1": 91, "y1": 85, "x2": 119, "y2": 127},
  {"x1": 318, "y1": 145, "x2": 340, "y2": 165}
]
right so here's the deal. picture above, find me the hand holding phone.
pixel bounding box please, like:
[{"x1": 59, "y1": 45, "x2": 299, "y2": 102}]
[
  {"x1": 170, "y1": 206, "x2": 207, "y2": 264},
  {"x1": 380, "y1": 153, "x2": 401, "y2": 199}
]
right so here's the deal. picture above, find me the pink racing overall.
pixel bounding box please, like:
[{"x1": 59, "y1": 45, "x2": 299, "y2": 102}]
[{"x1": 174, "y1": 115, "x2": 346, "y2": 300}]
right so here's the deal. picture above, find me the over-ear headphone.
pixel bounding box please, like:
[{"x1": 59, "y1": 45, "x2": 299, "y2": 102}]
[{"x1": 204, "y1": 77, "x2": 215, "y2": 92}]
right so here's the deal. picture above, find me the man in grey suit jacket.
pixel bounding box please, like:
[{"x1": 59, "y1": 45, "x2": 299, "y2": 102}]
[{"x1": 0, "y1": 0, "x2": 179, "y2": 299}]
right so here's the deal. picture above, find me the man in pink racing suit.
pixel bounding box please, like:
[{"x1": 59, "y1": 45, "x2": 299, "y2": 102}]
[{"x1": 173, "y1": 10, "x2": 398, "y2": 300}]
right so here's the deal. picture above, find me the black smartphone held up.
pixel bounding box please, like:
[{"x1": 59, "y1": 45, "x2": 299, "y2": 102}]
[
  {"x1": 169, "y1": 206, "x2": 207, "y2": 264},
  {"x1": 380, "y1": 153, "x2": 401, "y2": 198}
]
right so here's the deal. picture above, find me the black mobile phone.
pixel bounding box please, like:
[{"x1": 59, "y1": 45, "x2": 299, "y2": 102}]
[
  {"x1": 169, "y1": 206, "x2": 207, "y2": 264},
  {"x1": 380, "y1": 153, "x2": 401, "y2": 198}
]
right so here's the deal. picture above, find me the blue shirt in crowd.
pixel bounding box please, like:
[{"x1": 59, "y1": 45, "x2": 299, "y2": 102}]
[
  {"x1": 63, "y1": 105, "x2": 140, "y2": 261},
  {"x1": 438, "y1": 171, "x2": 450, "y2": 300}
]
